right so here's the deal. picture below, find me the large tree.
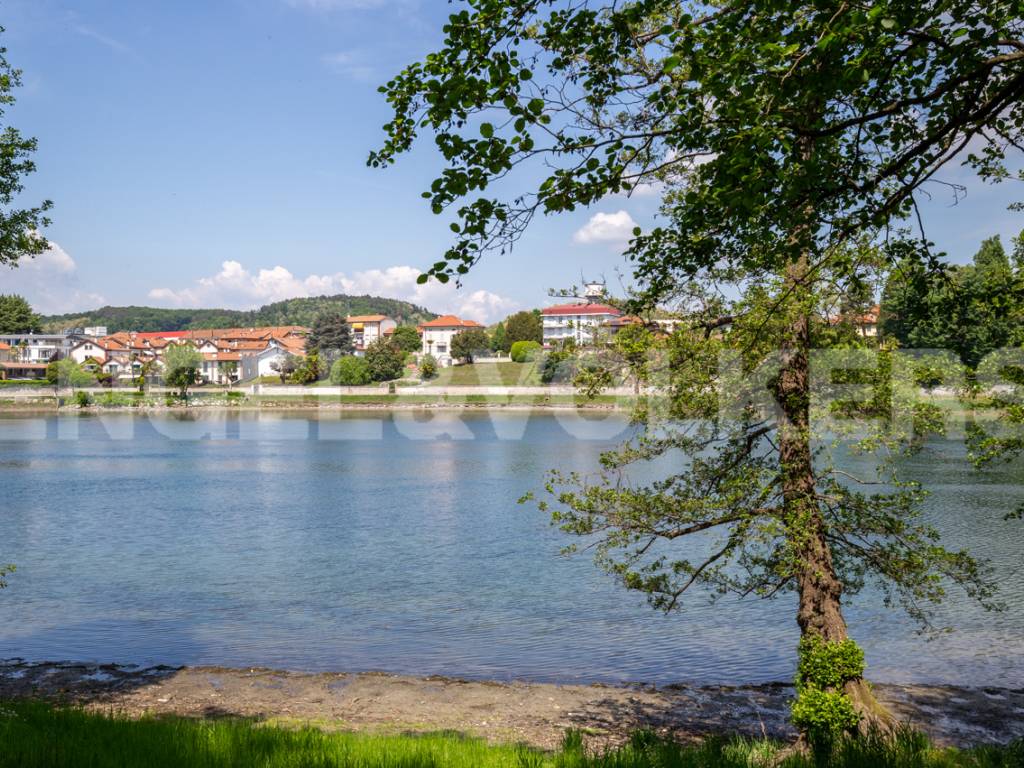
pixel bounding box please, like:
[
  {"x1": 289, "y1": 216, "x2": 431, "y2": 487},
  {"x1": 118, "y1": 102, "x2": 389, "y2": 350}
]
[
  {"x1": 450, "y1": 327, "x2": 491, "y2": 362},
  {"x1": 306, "y1": 313, "x2": 353, "y2": 361},
  {"x1": 390, "y1": 325, "x2": 423, "y2": 354},
  {"x1": 0, "y1": 32, "x2": 52, "y2": 268},
  {"x1": 162, "y1": 343, "x2": 203, "y2": 399},
  {"x1": 504, "y1": 310, "x2": 543, "y2": 345},
  {"x1": 373, "y1": 0, "x2": 1024, "y2": 744},
  {"x1": 0, "y1": 294, "x2": 40, "y2": 333},
  {"x1": 881, "y1": 235, "x2": 1023, "y2": 368}
]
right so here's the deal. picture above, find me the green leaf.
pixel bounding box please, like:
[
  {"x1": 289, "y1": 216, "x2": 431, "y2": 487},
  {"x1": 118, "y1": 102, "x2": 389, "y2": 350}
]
[{"x1": 480, "y1": 122, "x2": 494, "y2": 138}]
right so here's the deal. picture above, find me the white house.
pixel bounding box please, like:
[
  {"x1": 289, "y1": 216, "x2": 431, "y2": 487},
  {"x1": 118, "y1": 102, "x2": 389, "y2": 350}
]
[
  {"x1": 239, "y1": 342, "x2": 294, "y2": 381},
  {"x1": 417, "y1": 315, "x2": 484, "y2": 367},
  {"x1": 347, "y1": 315, "x2": 397, "y2": 354},
  {"x1": 541, "y1": 303, "x2": 622, "y2": 347},
  {"x1": 0, "y1": 333, "x2": 70, "y2": 363}
]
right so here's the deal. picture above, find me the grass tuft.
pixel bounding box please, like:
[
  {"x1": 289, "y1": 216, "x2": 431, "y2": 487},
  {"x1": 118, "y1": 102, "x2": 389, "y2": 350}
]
[{"x1": 0, "y1": 700, "x2": 1021, "y2": 768}]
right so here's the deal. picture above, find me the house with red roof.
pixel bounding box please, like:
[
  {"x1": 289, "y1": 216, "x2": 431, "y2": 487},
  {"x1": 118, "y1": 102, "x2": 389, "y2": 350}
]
[
  {"x1": 346, "y1": 315, "x2": 397, "y2": 354},
  {"x1": 417, "y1": 315, "x2": 484, "y2": 367},
  {"x1": 541, "y1": 303, "x2": 622, "y2": 347}
]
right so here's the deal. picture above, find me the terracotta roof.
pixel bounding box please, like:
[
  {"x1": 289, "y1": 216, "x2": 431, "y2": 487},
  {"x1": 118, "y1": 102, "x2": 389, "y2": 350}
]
[
  {"x1": 133, "y1": 327, "x2": 307, "y2": 342},
  {"x1": 417, "y1": 315, "x2": 484, "y2": 329},
  {"x1": 604, "y1": 315, "x2": 644, "y2": 327},
  {"x1": 135, "y1": 331, "x2": 191, "y2": 340},
  {"x1": 0, "y1": 342, "x2": 10, "y2": 350},
  {"x1": 347, "y1": 315, "x2": 390, "y2": 323},
  {"x1": 0, "y1": 362, "x2": 48, "y2": 369},
  {"x1": 202, "y1": 352, "x2": 241, "y2": 362},
  {"x1": 542, "y1": 303, "x2": 622, "y2": 317}
]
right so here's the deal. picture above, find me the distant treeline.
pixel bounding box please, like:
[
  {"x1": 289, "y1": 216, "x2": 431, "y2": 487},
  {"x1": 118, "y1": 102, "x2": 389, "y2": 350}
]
[
  {"x1": 40, "y1": 294, "x2": 438, "y2": 333},
  {"x1": 881, "y1": 233, "x2": 1024, "y2": 368}
]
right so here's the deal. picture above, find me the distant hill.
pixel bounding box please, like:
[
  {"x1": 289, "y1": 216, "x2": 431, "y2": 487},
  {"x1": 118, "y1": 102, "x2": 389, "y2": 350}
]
[{"x1": 40, "y1": 294, "x2": 438, "y2": 333}]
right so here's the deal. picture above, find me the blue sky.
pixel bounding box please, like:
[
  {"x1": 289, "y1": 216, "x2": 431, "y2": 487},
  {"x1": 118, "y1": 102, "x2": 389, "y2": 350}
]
[{"x1": 2, "y1": 0, "x2": 1022, "y2": 321}]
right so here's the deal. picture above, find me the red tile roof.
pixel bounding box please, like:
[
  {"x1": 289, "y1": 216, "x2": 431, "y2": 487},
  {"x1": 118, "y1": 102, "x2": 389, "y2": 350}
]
[
  {"x1": 542, "y1": 303, "x2": 622, "y2": 317},
  {"x1": 417, "y1": 315, "x2": 484, "y2": 329}
]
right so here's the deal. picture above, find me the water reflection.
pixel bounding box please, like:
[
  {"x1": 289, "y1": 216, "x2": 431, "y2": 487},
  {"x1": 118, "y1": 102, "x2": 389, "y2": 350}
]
[{"x1": 0, "y1": 412, "x2": 1020, "y2": 687}]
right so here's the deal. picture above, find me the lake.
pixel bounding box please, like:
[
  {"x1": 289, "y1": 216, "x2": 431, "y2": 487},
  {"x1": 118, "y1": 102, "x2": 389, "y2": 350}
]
[{"x1": 1, "y1": 411, "x2": 1021, "y2": 687}]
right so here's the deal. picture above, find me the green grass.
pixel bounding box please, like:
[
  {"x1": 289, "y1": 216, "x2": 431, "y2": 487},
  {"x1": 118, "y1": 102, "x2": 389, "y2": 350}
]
[
  {"x1": 1, "y1": 701, "x2": 1021, "y2": 768},
  {"x1": 0, "y1": 379, "x2": 49, "y2": 388},
  {"x1": 431, "y1": 361, "x2": 542, "y2": 387}
]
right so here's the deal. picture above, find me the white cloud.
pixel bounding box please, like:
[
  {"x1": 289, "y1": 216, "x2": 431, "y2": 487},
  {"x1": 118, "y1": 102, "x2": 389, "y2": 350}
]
[
  {"x1": 1, "y1": 240, "x2": 106, "y2": 314},
  {"x1": 148, "y1": 261, "x2": 519, "y2": 324},
  {"x1": 573, "y1": 210, "x2": 639, "y2": 245},
  {"x1": 321, "y1": 51, "x2": 376, "y2": 81}
]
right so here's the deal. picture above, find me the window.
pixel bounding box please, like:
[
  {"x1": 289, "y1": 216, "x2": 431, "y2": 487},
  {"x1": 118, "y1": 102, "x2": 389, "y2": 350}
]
[{"x1": 436, "y1": 344, "x2": 447, "y2": 353}]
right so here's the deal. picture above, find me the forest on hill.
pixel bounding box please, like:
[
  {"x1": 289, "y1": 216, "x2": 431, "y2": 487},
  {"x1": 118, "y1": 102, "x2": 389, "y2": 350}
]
[{"x1": 40, "y1": 294, "x2": 437, "y2": 333}]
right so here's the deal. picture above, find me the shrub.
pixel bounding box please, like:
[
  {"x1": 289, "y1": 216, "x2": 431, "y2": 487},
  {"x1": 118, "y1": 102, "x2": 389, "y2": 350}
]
[
  {"x1": 365, "y1": 339, "x2": 405, "y2": 382},
  {"x1": 540, "y1": 349, "x2": 576, "y2": 383},
  {"x1": 419, "y1": 354, "x2": 438, "y2": 380},
  {"x1": 74, "y1": 391, "x2": 92, "y2": 407},
  {"x1": 330, "y1": 355, "x2": 371, "y2": 386},
  {"x1": 791, "y1": 635, "x2": 866, "y2": 749},
  {"x1": 510, "y1": 340, "x2": 542, "y2": 363}
]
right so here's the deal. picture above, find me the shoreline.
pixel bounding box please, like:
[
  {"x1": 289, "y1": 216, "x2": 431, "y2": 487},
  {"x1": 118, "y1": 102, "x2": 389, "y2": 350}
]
[
  {"x1": 0, "y1": 401, "x2": 634, "y2": 414},
  {"x1": 2, "y1": 660, "x2": 1021, "y2": 750}
]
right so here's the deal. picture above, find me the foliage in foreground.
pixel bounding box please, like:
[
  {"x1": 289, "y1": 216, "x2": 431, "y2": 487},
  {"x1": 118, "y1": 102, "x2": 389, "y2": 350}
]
[{"x1": 1, "y1": 702, "x2": 1022, "y2": 768}]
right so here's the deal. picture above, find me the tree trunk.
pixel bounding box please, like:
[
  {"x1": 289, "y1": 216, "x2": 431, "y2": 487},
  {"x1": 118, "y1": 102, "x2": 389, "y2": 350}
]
[{"x1": 776, "y1": 260, "x2": 895, "y2": 735}]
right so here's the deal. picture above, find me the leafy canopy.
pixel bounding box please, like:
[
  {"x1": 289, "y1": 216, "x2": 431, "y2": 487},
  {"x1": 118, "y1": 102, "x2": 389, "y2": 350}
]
[
  {"x1": 0, "y1": 31, "x2": 52, "y2": 268},
  {"x1": 0, "y1": 294, "x2": 40, "y2": 334}
]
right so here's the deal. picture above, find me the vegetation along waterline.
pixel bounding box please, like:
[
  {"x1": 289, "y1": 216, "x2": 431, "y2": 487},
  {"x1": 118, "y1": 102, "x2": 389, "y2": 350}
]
[{"x1": 0, "y1": 701, "x2": 1022, "y2": 768}]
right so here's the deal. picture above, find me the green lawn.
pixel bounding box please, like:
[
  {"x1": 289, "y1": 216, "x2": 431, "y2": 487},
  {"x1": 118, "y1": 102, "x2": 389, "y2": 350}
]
[
  {"x1": 431, "y1": 361, "x2": 542, "y2": 387},
  {"x1": 0, "y1": 701, "x2": 1020, "y2": 768}
]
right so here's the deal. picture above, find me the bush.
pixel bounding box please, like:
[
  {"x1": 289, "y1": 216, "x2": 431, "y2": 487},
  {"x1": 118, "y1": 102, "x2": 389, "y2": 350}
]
[
  {"x1": 419, "y1": 354, "x2": 438, "y2": 380},
  {"x1": 330, "y1": 356, "x2": 371, "y2": 386},
  {"x1": 540, "y1": 349, "x2": 577, "y2": 383},
  {"x1": 365, "y1": 339, "x2": 405, "y2": 382},
  {"x1": 74, "y1": 391, "x2": 92, "y2": 407},
  {"x1": 509, "y1": 340, "x2": 542, "y2": 363}
]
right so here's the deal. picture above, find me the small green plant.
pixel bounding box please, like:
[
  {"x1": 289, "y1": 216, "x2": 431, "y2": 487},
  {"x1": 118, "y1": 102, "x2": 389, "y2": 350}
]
[
  {"x1": 510, "y1": 340, "x2": 541, "y2": 363},
  {"x1": 791, "y1": 635, "x2": 865, "y2": 749},
  {"x1": 419, "y1": 353, "x2": 438, "y2": 380},
  {"x1": 74, "y1": 391, "x2": 92, "y2": 407}
]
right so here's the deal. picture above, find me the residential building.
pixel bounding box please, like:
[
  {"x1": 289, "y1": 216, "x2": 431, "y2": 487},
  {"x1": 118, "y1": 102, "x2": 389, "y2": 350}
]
[
  {"x1": 0, "y1": 362, "x2": 49, "y2": 380},
  {"x1": 200, "y1": 351, "x2": 242, "y2": 385},
  {"x1": 854, "y1": 305, "x2": 880, "y2": 338},
  {"x1": 239, "y1": 344, "x2": 292, "y2": 381},
  {"x1": 417, "y1": 315, "x2": 484, "y2": 366},
  {"x1": 0, "y1": 333, "x2": 72, "y2": 364},
  {"x1": 347, "y1": 315, "x2": 397, "y2": 354},
  {"x1": 541, "y1": 303, "x2": 622, "y2": 347},
  {"x1": 0, "y1": 342, "x2": 9, "y2": 363}
]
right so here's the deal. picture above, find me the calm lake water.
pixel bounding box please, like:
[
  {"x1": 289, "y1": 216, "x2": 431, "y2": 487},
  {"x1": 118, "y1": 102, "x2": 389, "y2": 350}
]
[{"x1": 1, "y1": 411, "x2": 1021, "y2": 687}]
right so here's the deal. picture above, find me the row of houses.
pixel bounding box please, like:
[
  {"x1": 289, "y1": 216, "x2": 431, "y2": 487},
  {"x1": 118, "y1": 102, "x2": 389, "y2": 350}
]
[{"x1": 2, "y1": 292, "x2": 768, "y2": 381}]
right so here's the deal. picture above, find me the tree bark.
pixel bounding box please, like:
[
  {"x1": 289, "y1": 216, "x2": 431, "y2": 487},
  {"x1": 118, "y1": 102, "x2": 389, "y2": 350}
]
[{"x1": 776, "y1": 258, "x2": 895, "y2": 735}]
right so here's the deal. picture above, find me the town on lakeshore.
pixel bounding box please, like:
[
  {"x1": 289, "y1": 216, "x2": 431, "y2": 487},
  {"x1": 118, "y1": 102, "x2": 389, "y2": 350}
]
[
  {"x1": 0, "y1": 281, "x2": 701, "y2": 388},
  {"x1": 2, "y1": 2, "x2": 1023, "y2": 767}
]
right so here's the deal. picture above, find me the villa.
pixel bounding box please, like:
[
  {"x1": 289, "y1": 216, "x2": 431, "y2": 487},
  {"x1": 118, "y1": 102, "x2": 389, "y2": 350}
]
[
  {"x1": 417, "y1": 315, "x2": 484, "y2": 367},
  {"x1": 541, "y1": 303, "x2": 622, "y2": 347}
]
